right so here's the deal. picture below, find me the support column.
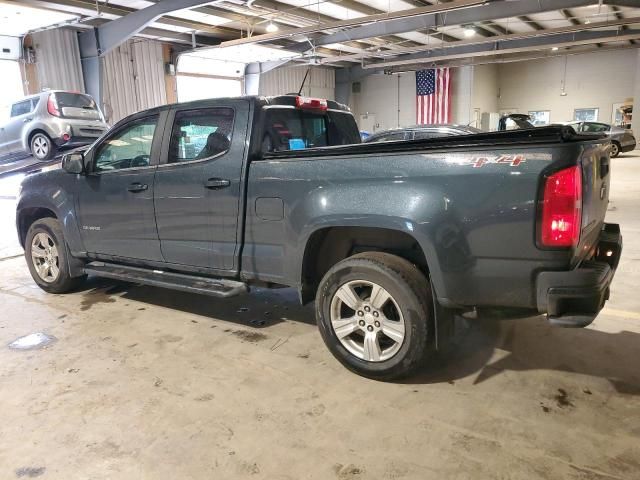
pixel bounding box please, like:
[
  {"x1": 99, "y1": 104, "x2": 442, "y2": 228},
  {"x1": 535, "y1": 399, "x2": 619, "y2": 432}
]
[
  {"x1": 632, "y1": 49, "x2": 640, "y2": 145},
  {"x1": 335, "y1": 68, "x2": 351, "y2": 105},
  {"x1": 78, "y1": 28, "x2": 103, "y2": 109}
]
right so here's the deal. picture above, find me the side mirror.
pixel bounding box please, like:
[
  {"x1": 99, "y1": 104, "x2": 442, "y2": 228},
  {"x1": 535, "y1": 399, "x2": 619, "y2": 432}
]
[{"x1": 62, "y1": 152, "x2": 85, "y2": 174}]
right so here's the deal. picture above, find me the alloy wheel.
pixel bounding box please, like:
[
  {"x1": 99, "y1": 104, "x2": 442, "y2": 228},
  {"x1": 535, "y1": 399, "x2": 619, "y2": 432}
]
[
  {"x1": 329, "y1": 280, "x2": 405, "y2": 362},
  {"x1": 610, "y1": 143, "x2": 619, "y2": 157},
  {"x1": 31, "y1": 232, "x2": 60, "y2": 283},
  {"x1": 33, "y1": 135, "x2": 50, "y2": 159}
]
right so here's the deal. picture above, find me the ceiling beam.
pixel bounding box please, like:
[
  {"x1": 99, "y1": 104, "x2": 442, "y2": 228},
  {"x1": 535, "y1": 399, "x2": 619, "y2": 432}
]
[
  {"x1": 301, "y1": 0, "x2": 624, "y2": 48},
  {"x1": 517, "y1": 15, "x2": 545, "y2": 31},
  {"x1": 561, "y1": 9, "x2": 581, "y2": 26},
  {"x1": 90, "y1": 0, "x2": 217, "y2": 55},
  {"x1": 80, "y1": 18, "x2": 221, "y2": 46},
  {"x1": 362, "y1": 28, "x2": 640, "y2": 69},
  {"x1": 14, "y1": 0, "x2": 239, "y2": 38},
  {"x1": 320, "y1": 15, "x2": 640, "y2": 64},
  {"x1": 217, "y1": 0, "x2": 488, "y2": 48},
  {"x1": 252, "y1": 0, "x2": 425, "y2": 48},
  {"x1": 328, "y1": 0, "x2": 460, "y2": 43},
  {"x1": 380, "y1": 43, "x2": 640, "y2": 72}
]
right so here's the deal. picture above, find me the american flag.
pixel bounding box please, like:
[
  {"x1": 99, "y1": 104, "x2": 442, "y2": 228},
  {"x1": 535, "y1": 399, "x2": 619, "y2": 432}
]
[{"x1": 416, "y1": 68, "x2": 451, "y2": 124}]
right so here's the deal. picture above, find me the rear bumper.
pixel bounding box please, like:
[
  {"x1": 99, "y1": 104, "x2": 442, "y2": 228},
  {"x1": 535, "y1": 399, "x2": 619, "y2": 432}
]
[
  {"x1": 536, "y1": 223, "x2": 622, "y2": 328},
  {"x1": 54, "y1": 136, "x2": 99, "y2": 149},
  {"x1": 620, "y1": 142, "x2": 636, "y2": 153}
]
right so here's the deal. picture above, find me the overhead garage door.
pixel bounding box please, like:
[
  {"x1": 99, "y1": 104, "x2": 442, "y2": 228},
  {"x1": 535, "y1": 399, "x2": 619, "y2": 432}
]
[
  {"x1": 102, "y1": 39, "x2": 167, "y2": 124},
  {"x1": 30, "y1": 29, "x2": 84, "y2": 92}
]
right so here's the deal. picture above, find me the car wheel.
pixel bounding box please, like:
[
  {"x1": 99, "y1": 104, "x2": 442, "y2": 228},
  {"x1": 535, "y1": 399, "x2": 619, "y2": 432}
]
[
  {"x1": 30, "y1": 133, "x2": 56, "y2": 161},
  {"x1": 25, "y1": 218, "x2": 86, "y2": 293},
  {"x1": 316, "y1": 252, "x2": 434, "y2": 380},
  {"x1": 610, "y1": 141, "x2": 620, "y2": 158}
]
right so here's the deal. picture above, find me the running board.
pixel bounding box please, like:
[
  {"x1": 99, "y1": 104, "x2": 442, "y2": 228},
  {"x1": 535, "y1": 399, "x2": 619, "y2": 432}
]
[{"x1": 83, "y1": 262, "x2": 248, "y2": 298}]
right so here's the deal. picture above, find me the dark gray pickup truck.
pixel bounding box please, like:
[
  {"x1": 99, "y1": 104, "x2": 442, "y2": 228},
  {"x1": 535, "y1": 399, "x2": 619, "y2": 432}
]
[{"x1": 16, "y1": 94, "x2": 622, "y2": 380}]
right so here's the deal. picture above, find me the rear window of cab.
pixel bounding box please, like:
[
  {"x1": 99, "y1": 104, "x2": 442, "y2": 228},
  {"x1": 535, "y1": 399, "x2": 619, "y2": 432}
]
[{"x1": 261, "y1": 109, "x2": 360, "y2": 153}]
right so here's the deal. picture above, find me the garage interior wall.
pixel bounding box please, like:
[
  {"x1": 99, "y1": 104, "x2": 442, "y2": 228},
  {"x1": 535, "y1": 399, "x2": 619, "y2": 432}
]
[
  {"x1": 102, "y1": 39, "x2": 167, "y2": 124},
  {"x1": 350, "y1": 68, "x2": 492, "y2": 131},
  {"x1": 350, "y1": 73, "x2": 416, "y2": 132},
  {"x1": 30, "y1": 29, "x2": 84, "y2": 93},
  {"x1": 497, "y1": 49, "x2": 638, "y2": 124},
  {"x1": 259, "y1": 66, "x2": 335, "y2": 99}
]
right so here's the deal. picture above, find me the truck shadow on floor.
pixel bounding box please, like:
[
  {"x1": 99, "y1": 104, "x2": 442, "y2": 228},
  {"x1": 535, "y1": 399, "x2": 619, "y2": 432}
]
[
  {"x1": 79, "y1": 277, "x2": 640, "y2": 393},
  {"x1": 78, "y1": 276, "x2": 316, "y2": 328},
  {"x1": 411, "y1": 313, "x2": 640, "y2": 394}
]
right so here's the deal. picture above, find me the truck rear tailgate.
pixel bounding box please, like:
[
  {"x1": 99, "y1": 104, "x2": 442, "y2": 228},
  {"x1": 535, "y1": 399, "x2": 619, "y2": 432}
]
[{"x1": 576, "y1": 141, "x2": 611, "y2": 265}]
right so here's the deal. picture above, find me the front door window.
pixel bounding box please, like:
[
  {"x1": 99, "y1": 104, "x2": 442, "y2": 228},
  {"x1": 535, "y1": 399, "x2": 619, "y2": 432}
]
[{"x1": 94, "y1": 116, "x2": 158, "y2": 171}]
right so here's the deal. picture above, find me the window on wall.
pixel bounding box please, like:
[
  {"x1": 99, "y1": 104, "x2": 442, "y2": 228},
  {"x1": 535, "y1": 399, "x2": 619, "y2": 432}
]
[
  {"x1": 176, "y1": 75, "x2": 242, "y2": 102},
  {"x1": 574, "y1": 108, "x2": 599, "y2": 122},
  {"x1": 528, "y1": 111, "x2": 550, "y2": 126}
]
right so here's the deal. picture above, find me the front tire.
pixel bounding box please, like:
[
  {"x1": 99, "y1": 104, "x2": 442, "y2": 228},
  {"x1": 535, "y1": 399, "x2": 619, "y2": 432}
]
[
  {"x1": 30, "y1": 133, "x2": 56, "y2": 161},
  {"x1": 25, "y1": 218, "x2": 86, "y2": 293},
  {"x1": 610, "y1": 141, "x2": 620, "y2": 158},
  {"x1": 316, "y1": 252, "x2": 434, "y2": 380}
]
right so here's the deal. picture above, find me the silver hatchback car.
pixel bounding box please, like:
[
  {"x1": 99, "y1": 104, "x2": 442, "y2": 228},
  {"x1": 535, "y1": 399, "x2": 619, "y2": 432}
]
[{"x1": 0, "y1": 90, "x2": 109, "y2": 161}]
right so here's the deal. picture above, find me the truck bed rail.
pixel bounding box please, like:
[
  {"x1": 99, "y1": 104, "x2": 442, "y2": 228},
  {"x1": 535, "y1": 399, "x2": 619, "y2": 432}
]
[{"x1": 262, "y1": 126, "x2": 607, "y2": 160}]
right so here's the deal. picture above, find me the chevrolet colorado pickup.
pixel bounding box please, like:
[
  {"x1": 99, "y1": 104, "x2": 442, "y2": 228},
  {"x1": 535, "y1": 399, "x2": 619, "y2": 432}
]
[{"x1": 16, "y1": 95, "x2": 622, "y2": 380}]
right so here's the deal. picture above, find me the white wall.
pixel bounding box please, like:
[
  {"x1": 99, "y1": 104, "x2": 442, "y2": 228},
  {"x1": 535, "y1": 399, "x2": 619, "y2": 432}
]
[
  {"x1": 350, "y1": 73, "x2": 415, "y2": 132},
  {"x1": 473, "y1": 64, "x2": 499, "y2": 121},
  {"x1": 497, "y1": 49, "x2": 637, "y2": 124},
  {"x1": 632, "y1": 50, "x2": 640, "y2": 135}
]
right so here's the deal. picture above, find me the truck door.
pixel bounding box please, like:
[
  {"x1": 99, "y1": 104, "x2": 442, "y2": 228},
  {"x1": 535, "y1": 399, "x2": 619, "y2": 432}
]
[
  {"x1": 153, "y1": 99, "x2": 249, "y2": 272},
  {"x1": 75, "y1": 113, "x2": 164, "y2": 261}
]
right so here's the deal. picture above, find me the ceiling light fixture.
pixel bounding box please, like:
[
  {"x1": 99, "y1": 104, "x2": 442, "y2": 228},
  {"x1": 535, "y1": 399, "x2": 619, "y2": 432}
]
[
  {"x1": 551, "y1": 46, "x2": 559, "y2": 51},
  {"x1": 266, "y1": 22, "x2": 278, "y2": 33},
  {"x1": 463, "y1": 26, "x2": 476, "y2": 38}
]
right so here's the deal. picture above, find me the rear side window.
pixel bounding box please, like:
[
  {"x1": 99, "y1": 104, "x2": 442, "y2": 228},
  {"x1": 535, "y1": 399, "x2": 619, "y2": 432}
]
[
  {"x1": 414, "y1": 130, "x2": 438, "y2": 140},
  {"x1": 582, "y1": 122, "x2": 610, "y2": 133},
  {"x1": 327, "y1": 111, "x2": 361, "y2": 145},
  {"x1": 168, "y1": 108, "x2": 234, "y2": 163},
  {"x1": 10, "y1": 100, "x2": 31, "y2": 117},
  {"x1": 262, "y1": 108, "x2": 359, "y2": 153},
  {"x1": 370, "y1": 132, "x2": 405, "y2": 143}
]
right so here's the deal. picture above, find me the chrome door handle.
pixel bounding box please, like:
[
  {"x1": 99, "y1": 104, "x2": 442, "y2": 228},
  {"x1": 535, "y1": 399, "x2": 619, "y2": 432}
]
[
  {"x1": 23, "y1": 117, "x2": 33, "y2": 123},
  {"x1": 127, "y1": 182, "x2": 148, "y2": 192},
  {"x1": 204, "y1": 178, "x2": 230, "y2": 189}
]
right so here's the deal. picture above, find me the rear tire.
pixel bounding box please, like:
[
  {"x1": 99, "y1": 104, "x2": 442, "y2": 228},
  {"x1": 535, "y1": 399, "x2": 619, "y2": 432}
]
[
  {"x1": 25, "y1": 217, "x2": 86, "y2": 293},
  {"x1": 30, "y1": 133, "x2": 56, "y2": 161},
  {"x1": 316, "y1": 252, "x2": 434, "y2": 380},
  {"x1": 610, "y1": 141, "x2": 620, "y2": 158}
]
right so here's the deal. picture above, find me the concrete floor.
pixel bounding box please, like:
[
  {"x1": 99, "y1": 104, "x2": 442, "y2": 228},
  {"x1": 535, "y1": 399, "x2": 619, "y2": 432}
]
[{"x1": 1, "y1": 154, "x2": 640, "y2": 480}]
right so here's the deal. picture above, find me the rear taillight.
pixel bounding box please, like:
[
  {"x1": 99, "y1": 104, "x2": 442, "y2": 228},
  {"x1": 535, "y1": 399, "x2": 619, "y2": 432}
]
[
  {"x1": 47, "y1": 94, "x2": 60, "y2": 117},
  {"x1": 540, "y1": 165, "x2": 582, "y2": 248}
]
